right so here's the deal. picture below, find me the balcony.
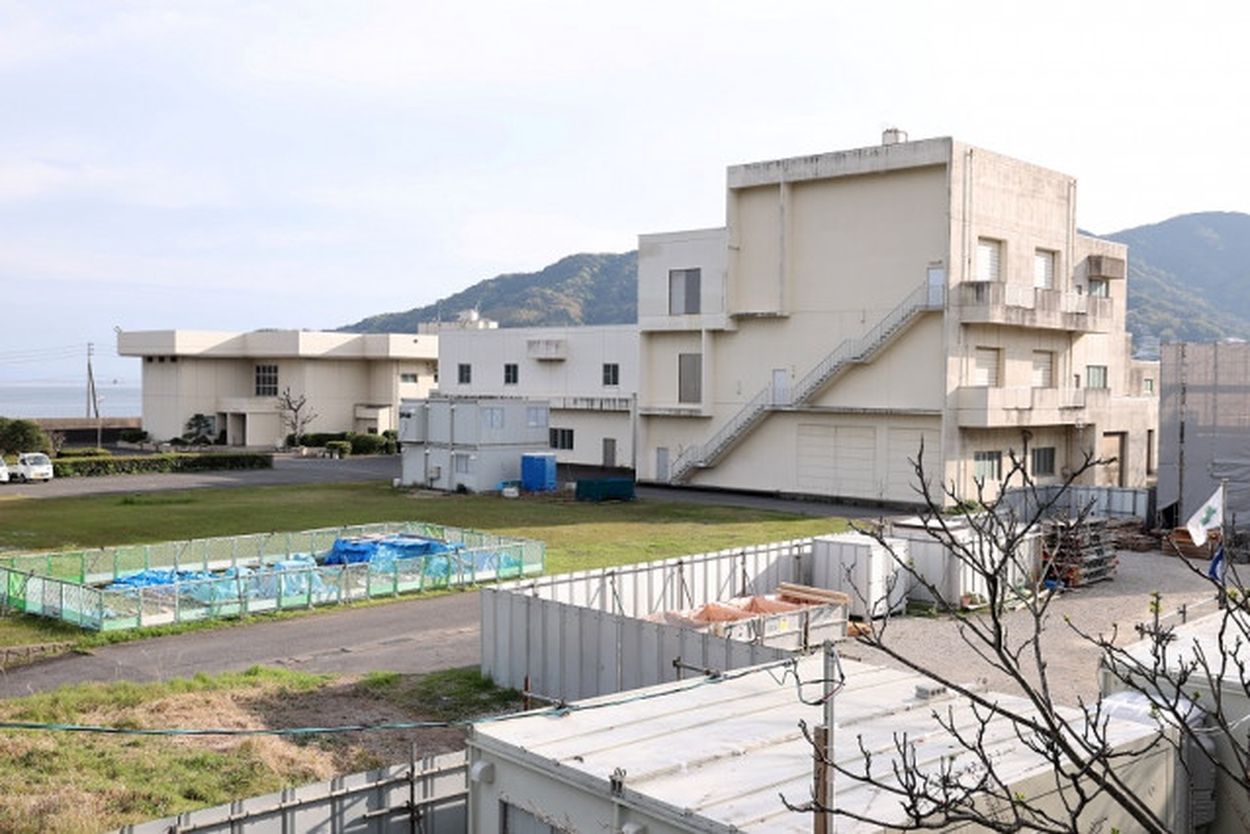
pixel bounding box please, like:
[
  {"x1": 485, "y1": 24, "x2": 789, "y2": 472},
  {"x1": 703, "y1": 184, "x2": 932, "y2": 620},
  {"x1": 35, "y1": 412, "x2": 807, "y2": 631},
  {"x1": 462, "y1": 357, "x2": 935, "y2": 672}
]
[
  {"x1": 956, "y1": 282, "x2": 1112, "y2": 333},
  {"x1": 526, "y1": 339, "x2": 567, "y2": 361},
  {"x1": 954, "y1": 386, "x2": 1110, "y2": 428}
]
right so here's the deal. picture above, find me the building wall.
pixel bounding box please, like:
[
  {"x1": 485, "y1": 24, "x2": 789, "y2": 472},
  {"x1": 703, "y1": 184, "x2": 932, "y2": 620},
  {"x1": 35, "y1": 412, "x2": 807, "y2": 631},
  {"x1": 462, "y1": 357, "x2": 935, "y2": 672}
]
[{"x1": 436, "y1": 325, "x2": 637, "y2": 467}]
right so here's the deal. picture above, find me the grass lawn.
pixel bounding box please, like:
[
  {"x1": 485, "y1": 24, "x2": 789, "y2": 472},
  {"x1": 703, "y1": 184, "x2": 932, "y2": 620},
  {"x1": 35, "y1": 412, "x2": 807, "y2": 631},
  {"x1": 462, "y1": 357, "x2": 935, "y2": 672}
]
[
  {"x1": 0, "y1": 665, "x2": 519, "y2": 833},
  {"x1": 0, "y1": 483, "x2": 846, "y2": 647}
]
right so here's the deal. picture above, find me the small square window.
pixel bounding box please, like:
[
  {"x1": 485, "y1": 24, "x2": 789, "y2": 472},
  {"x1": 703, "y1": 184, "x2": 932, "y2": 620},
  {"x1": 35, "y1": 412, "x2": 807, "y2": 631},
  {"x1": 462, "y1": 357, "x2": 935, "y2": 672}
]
[
  {"x1": 526, "y1": 406, "x2": 548, "y2": 428},
  {"x1": 504, "y1": 363, "x2": 518, "y2": 385},
  {"x1": 400, "y1": 373, "x2": 419, "y2": 384},
  {"x1": 453, "y1": 454, "x2": 471, "y2": 474},
  {"x1": 1033, "y1": 249, "x2": 1056, "y2": 289},
  {"x1": 973, "y1": 450, "x2": 1002, "y2": 481},
  {"x1": 1086, "y1": 365, "x2": 1108, "y2": 389},
  {"x1": 549, "y1": 427, "x2": 574, "y2": 450},
  {"x1": 482, "y1": 407, "x2": 504, "y2": 429},
  {"x1": 255, "y1": 364, "x2": 278, "y2": 396},
  {"x1": 1088, "y1": 278, "x2": 1110, "y2": 298},
  {"x1": 602, "y1": 362, "x2": 620, "y2": 387},
  {"x1": 1031, "y1": 447, "x2": 1056, "y2": 477},
  {"x1": 668, "y1": 268, "x2": 702, "y2": 315},
  {"x1": 1143, "y1": 377, "x2": 1154, "y2": 395},
  {"x1": 457, "y1": 363, "x2": 471, "y2": 385}
]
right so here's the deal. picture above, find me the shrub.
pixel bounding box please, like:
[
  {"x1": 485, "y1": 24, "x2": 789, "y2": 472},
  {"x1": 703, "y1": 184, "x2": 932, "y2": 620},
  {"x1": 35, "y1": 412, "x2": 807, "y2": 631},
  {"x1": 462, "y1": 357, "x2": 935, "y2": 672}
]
[
  {"x1": 118, "y1": 429, "x2": 150, "y2": 444},
  {"x1": 0, "y1": 418, "x2": 52, "y2": 456},
  {"x1": 57, "y1": 448, "x2": 112, "y2": 458},
  {"x1": 382, "y1": 429, "x2": 398, "y2": 441},
  {"x1": 52, "y1": 452, "x2": 274, "y2": 478},
  {"x1": 348, "y1": 433, "x2": 388, "y2": 455},
  {"x1": 286, "y1": 431, "x2": 349, "y2": 447},
  {"x1": 384, "y1": 439, "x2": 397, "y2": 455},
  {"x1": 324, "y1": 440, "x2": 352, "y2": 458}
]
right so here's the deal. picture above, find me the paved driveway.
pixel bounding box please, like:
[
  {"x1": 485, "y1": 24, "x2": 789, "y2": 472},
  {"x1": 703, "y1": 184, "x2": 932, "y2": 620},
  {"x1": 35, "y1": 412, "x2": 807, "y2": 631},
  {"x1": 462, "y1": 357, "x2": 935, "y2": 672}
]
[
  {"x1": 0, "y1": 591, "x2": 481, "y2": 699},
  {"x1": 2, "y1": 455, "x2": 401, "y2": 499}
]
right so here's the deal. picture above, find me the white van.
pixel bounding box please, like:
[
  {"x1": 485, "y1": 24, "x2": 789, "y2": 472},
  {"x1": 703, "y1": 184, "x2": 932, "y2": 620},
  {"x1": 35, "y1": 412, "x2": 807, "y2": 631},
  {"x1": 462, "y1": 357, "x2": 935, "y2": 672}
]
[
  {"x1": 0, "y1": 459, "x2": 8, "y2": 483},
  {"x1": 13, "y1": 452, "x2": 53, "y2": 482}
]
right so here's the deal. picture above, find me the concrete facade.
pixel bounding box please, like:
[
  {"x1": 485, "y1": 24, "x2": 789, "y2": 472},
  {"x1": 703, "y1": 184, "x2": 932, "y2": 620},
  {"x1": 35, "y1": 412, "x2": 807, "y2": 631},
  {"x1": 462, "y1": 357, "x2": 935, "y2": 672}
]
[
  {"x1": 436, "y1": 325, "x2": 638, "y2": 469},
  {"x1": 117, "y1": 330, "x2": 438, "y2": 447},
  {"x1": 399, "y1": 396, "x2": 550, "y2": 492},
  {"x1": 637, "y1": 135, "x2": 1158, "y2": 504}
]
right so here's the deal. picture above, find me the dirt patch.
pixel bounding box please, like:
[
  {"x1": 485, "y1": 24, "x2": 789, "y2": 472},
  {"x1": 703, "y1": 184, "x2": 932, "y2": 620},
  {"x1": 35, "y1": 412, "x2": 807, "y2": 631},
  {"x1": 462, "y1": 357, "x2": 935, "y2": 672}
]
[{"x1": 85, "y1": 676, "x2": 466, "y2": 774}]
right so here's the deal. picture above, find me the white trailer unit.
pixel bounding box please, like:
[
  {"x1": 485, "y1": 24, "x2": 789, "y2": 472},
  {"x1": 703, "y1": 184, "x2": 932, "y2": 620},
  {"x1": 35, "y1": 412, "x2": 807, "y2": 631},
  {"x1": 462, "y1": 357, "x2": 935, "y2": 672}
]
[
  {"x1": 810, "y1": 533, "x2": 909, "y2": 619},
  {"x1": 887, "y1": 516, "x2": 1040, "y2": 608}
]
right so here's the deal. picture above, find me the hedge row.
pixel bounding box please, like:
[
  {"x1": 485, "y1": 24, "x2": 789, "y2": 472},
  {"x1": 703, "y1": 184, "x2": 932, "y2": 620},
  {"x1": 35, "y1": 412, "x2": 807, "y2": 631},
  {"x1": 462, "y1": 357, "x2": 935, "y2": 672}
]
[
  {"x1": 287, "y1": 431, "x2": 396, "y2": 455},
  {"x1": 53, "y1": 453, "x2": 274, "y2": 478}
]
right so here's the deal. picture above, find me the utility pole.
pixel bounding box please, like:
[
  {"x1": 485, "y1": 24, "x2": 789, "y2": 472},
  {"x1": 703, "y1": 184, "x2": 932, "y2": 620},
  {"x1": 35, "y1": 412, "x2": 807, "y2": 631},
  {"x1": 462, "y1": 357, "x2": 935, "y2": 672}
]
[
  {"x1": 1178, "y1": 343, "x2": 1187, "y2": 523},
  {"x1": 814, "y1": 640, "x2": 840, "y2": 834},
  {"x1": 87, "y1": 342, "x2": 102, "y2": 448}
]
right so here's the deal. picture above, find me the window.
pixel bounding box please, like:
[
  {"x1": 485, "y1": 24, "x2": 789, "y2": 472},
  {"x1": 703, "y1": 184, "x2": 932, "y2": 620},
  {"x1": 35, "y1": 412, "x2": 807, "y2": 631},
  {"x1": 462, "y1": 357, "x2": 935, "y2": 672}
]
[
  {"x1": 255, "y1": 364, "x2": 278, "y2": 396},
  {"x1": 549, "y1": 427, "x2": 574, "y2": 450},
  {"x1": 668, "y1": 268, "x2": 702, "y2": 315},
  {"x1": 526, "y1": 406, "x2": 548, "y2": 428},
  {"x1": 1034, "y1": 249, "x2": 1056, "y2": 289},
  {"x1": 1088, "y1": 278, "x2": 1110, "y2": 298},
  {"x1": 973, "y1": 347, "x2": 1001, "y2": 387},
  {"x1": 1032, "y1": 446, "x2": 1056, "y2": 477},
  {"x1": 503, "y1": 363, "x2": 518, "y2": 385},
  {"x1": 502, "y1": 803, "x2": 563, "y2": 834},
  {"x1": 678, "y1": 353, "x2": 702, "y2": 403},
  {"x1": 1031, "y1": 351, "x2": 1054, "y2": 388},
  {"x1": 145, "y1": 356, "x2": 153, "y2": 363},
  {"x1": 602, "y1": 362, "x2": 620, "y2": 386},
  {"x1": 976, "y1": 238, "x2": 1002, "y2": 282},
  {"x1": 1144, "y1": 377, "x2": 1155, "y2": 395},
  {"x1": 453, "y1": 454, "x2": 470, "y2": 474},
  {"x1": 457, "y1": 363, "x2": 472, "y2": 384},
  {"x1": 482, "y1": 407, "x2": 504, "y2": 429},
  {"x1": 1086, "y1": 365, "x2": 1108, "y2": 389},
  {"x1": 973, "y1": 450, "x2": 1003, "y2": 481},
  {"x1": 400, "y1": 373, "x2": 419, "y2": 384}
]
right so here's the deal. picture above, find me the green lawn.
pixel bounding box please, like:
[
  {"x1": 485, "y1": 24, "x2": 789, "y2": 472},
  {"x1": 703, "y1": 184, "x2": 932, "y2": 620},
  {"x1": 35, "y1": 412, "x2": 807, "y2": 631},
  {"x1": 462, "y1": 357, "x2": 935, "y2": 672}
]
[{"x1": 0, "y1": 483, "x2": 846, "y2": 646}]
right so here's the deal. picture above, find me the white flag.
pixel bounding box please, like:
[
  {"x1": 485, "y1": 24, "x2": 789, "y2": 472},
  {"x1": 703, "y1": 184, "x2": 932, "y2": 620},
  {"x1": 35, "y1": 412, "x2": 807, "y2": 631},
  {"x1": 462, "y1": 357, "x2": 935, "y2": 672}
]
[{"x1": 1187, "y1": 485, "x2": 1224, "y2": 546}]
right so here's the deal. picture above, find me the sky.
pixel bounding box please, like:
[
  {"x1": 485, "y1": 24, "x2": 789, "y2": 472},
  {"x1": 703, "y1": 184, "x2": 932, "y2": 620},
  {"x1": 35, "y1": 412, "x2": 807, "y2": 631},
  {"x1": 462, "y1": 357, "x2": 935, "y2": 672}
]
[{"x1": 2, "y1": 0, "x2": 1249, "y2": 389}]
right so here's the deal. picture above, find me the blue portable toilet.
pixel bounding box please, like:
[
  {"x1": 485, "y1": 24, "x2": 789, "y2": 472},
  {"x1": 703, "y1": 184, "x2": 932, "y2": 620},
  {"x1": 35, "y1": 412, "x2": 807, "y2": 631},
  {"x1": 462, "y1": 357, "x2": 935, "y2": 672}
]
[{"x1": 520, "y1": 452, "x2": 558, "y2": 492}]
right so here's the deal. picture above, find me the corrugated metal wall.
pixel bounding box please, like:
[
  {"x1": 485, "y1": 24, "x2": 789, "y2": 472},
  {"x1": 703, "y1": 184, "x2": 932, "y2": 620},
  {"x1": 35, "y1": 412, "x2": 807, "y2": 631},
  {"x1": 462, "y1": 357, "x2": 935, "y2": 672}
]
[
  {"x1": 481, "y1": 539, "x2": 814, "y2": 701},
  {"x1": 116, "y1": 751, "x2": 468, "y2": 834}
]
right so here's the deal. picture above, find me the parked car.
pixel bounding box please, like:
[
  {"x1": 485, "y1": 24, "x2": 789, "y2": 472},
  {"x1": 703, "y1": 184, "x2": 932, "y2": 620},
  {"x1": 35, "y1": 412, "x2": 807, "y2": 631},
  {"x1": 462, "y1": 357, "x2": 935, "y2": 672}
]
[
  {"x1": 13, "y1": 452, "x2": 53, "y2": 482},
  {"x1": 0, "y1": 459, "x2": 8, "y2": 483}
]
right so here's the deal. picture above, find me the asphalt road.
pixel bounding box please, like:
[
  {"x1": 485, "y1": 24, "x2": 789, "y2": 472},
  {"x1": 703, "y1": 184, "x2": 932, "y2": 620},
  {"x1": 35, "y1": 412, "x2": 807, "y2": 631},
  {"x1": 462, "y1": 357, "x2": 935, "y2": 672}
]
[
  {"x1": 0, "y1": 590, "x2": 482, "y2": 698},
  {"x1": 2, "y1": 455, "x2": 402, "y2": 499}
]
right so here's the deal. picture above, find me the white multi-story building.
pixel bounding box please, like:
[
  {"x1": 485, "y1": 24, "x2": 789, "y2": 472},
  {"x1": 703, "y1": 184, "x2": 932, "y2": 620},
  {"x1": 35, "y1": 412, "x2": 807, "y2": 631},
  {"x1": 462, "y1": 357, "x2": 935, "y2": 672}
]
[
  {"x1": 436, "y1": 325, "x2": 638, "y2": 469},
  {"x1": 637, "y1": 133, "x2": 1158, "y2": 504},
  {"x1": 117, "y1": 329, "x2": 438, "y2": 446}
]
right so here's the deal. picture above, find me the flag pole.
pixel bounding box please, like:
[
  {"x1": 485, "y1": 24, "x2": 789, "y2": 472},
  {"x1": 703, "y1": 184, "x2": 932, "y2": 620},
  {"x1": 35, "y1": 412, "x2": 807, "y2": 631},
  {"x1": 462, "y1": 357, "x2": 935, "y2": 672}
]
[{"x1": 1219, "y1": 478, "x2": 1229, "y2": 609}]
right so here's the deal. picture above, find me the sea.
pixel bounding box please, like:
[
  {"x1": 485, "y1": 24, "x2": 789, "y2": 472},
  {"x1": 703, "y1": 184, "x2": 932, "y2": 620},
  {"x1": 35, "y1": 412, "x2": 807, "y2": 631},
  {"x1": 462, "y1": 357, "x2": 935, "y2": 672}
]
[{"x1": 0, "y1": 384, "x2": 142, "y2": 419}]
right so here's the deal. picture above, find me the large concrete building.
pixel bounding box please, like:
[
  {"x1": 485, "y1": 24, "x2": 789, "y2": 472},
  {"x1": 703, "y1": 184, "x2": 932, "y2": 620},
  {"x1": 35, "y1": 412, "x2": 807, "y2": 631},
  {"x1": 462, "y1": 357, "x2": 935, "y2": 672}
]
[
  {"x1": 436, "y1": 325, "x2": 637, "y2": 469},
  {"x1": 637, "y1": 133, "x2": 1158, "y2": 504},
  {"x1": 117, "y1": 330, "x2": 438, "y2": 446}
]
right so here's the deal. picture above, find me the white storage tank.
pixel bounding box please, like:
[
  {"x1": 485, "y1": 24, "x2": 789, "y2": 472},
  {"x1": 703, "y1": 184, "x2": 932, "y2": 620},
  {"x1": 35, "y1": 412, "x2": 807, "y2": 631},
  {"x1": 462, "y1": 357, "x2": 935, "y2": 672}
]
[{"x1": 811, "y1": 533, "x2": 909, "y2": 619}]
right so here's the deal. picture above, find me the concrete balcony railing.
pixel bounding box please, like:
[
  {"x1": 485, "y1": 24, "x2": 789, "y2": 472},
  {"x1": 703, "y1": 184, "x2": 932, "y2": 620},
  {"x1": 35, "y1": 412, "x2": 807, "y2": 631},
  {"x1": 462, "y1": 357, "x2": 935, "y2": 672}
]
[
  {"x1": 955, "y1": 282, "x2": 1112, "y2": 333},
  {"x1": 954, "y1": 386, "x2": 1110, "y2": 428}
]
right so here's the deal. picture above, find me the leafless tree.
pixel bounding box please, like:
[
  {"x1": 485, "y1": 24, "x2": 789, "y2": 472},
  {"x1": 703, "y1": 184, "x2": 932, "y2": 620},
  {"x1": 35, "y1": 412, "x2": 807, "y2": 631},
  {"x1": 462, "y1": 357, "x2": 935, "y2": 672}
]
[
  {"x1": 276, "y1": 386, "x2": 318, "y2": 445},
  {"x1": 783, "y1": 440, "x2": 1246, "y2": 833}
]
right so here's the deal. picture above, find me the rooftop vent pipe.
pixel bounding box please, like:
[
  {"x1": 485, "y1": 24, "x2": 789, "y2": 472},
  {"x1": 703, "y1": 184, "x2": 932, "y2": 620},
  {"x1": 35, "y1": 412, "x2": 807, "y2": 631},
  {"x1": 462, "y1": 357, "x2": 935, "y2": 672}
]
[{"x1": 882, "y1": 127, "x2": 908, "y2": 146}]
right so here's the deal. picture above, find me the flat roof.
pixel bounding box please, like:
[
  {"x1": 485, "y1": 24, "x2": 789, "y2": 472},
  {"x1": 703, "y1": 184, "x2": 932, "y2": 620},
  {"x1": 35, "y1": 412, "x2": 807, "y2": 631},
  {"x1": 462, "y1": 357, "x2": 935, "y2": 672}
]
[
  {"x1": 117, "y1": 329, "x2": 437, "y2": 360},
  {"x1": 472, "y1": 655, "x2": 1159, "y2": 833},
  {"x1": 1118, "y1": 608, "x2": 1248, "y2": 689}
]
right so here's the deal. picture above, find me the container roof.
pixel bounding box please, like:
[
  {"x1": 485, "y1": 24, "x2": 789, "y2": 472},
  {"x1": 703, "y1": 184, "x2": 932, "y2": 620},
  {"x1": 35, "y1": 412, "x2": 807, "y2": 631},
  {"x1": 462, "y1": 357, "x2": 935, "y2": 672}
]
[
  {"x1": 1118, "y1": 608, "x2": 1249, "y2": 688},
  {"x1": 472, "y1": 655, "x2": 1160, "y2": 833}
]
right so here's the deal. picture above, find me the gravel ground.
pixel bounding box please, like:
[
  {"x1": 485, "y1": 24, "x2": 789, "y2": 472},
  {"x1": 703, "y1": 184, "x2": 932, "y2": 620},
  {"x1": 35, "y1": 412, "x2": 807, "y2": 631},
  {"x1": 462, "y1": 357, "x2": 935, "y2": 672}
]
[{"x1": 849, "y1": 549, "x2": 1218, "y2": 706}]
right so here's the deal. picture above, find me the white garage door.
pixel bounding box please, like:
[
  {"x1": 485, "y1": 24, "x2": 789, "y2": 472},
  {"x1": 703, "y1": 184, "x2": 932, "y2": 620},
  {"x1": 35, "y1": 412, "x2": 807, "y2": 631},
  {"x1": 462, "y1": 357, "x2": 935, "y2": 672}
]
[
  {"x1": 886, "y1": 428, "x2": 940, "y2": 501},
  {"x1": 797, "y1": 424, "x2": 877, "y2": 497}
]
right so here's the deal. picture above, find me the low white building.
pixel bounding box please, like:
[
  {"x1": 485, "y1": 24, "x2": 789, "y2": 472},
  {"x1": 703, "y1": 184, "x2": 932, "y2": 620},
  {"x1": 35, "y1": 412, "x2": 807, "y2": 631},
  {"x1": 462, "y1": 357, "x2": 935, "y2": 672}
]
[
  {"x1": 468, "y1": 654, "x2": 1186, "y2": 833},
  {"x1": 437, "y1": 324, "x2": 638, "y2": 470},
  {"x1": 118, "y1": 329, "x2": 438, "y2": 446},
  {"x1": 399, "y1": 396, "x2": 550, "y2": 492}
]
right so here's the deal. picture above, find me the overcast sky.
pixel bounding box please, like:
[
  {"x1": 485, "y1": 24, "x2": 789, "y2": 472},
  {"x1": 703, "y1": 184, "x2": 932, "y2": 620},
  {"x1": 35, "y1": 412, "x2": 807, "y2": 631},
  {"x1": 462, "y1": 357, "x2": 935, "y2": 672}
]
[{"x1": 2, "y1": 0, "x2": 1248, "y2": 386}]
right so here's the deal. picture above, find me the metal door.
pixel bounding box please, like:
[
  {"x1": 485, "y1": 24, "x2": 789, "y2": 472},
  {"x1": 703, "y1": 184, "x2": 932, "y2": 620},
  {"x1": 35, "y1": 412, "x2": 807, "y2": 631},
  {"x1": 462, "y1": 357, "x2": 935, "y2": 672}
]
[
  {"x1": 772, "y1": 369, "x2": 789, "y2": 405},
  {"x1": 602, "y1": 437, "x2": 617, "y2": 468},
  {"x1": 656, "y1": 447, "x2": 670, "y2": 481}
]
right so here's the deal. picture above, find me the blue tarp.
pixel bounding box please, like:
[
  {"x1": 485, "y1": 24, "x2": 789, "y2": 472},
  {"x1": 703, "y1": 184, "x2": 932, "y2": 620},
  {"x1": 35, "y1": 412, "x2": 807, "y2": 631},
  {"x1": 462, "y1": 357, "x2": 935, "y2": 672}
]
[{"x1": 323, "y1": 534, "x2": 459, "y2": 566}]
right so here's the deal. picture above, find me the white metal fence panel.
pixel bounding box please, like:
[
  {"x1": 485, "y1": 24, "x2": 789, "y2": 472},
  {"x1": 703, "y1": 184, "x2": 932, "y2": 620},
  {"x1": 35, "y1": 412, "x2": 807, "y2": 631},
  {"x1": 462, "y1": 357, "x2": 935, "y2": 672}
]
[{"x1": 116, "y1": 751, "x2": 468, "y2": 834}]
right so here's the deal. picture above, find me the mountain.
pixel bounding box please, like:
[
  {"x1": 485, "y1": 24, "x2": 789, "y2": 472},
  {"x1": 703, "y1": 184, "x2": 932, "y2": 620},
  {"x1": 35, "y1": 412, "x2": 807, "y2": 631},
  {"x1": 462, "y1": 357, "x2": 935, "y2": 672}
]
[
  {"x1": 1105, "y1": 212, "x2": 1250, "y2": 347},
  {"x1": 342, "y1": 212, "x2": 1250, "y2": 349},
  {"x1": 340, "y1": 252, "x2": 637, "y2": 332}
]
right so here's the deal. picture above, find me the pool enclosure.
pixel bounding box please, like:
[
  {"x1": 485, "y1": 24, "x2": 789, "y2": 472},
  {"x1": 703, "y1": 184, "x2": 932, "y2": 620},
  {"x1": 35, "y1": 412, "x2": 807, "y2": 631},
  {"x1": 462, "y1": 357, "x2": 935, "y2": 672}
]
[{"x1": 0, "y1": 521, "x2": 544, "y2": 632}]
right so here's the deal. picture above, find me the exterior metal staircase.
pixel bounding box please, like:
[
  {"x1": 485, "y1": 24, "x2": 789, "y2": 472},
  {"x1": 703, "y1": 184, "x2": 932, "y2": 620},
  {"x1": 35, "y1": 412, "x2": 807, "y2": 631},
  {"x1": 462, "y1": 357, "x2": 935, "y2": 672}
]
[{"x1": 668, "y1": 280, "x2": 944, "y2": 483}]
